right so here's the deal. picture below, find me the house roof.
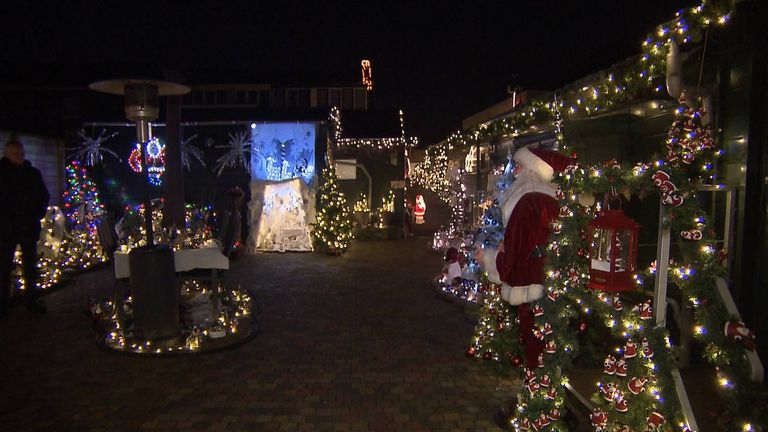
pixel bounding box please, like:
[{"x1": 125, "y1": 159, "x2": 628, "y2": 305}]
[{"x1": 340, "y1": 110, "x2": 402, "y2": 139}]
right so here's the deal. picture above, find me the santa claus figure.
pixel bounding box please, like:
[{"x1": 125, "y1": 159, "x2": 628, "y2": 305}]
[
  {"x1": 441, "y1": 246, "x2": 465, "y2": 285},
  {"x1": 476, "y1": 146, "x2": 573, "y2": 369},
  {"x1": 414, "y1": 194, "x2": 426, "y2": 224}
]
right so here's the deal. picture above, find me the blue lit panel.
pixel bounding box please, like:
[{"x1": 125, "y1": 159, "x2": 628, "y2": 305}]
[{"x1": 250, "y1": 123, "x2": 315, "y2": 183}]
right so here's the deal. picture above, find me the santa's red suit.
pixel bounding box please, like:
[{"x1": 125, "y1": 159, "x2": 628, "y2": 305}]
[{"x1": 481, "y1": 147, "x2": 573, "y2": 369}]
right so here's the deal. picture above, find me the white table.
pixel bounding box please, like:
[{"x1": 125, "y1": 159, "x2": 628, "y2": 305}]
[{"x1": 114, "y1": 247, "x2": 229, "y2": 279}]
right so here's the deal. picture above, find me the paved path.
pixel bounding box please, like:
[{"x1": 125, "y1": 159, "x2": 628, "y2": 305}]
[{"x1": 0, "y1": 239, "x2": 516, "y2": 432}]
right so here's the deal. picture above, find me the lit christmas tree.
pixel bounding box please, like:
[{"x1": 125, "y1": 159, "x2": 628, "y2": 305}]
[
  {"x1": 313, "y1": 166, "x2": 353, "y2": 255},
  {"x1": 60, "y1": 160, "x2": 107, "y2": 269}
]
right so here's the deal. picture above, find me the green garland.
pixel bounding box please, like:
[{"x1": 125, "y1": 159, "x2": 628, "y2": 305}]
[
  {"x1": 442, "y1": 0, "x2": 732, "y2": 151},
  {"x1": 504, "y1": 94, "x2": 761, "y2": 431},
  {"x1": 452, "y1": 2, "x2": 765, "y2": 429}
]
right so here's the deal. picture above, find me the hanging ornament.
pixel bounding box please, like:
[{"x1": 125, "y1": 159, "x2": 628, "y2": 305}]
[
  {"x1": 590, "y1": 409, "x2": 608, "y2": 429},
  {"x1": 641, "y1": 337, "x2": 655, "y2": 358},
  {"x1": 544, "y1": 340, "x2": 557, "y2": 354},
  {"x1": 510, "y1": 354, "x2": 522, "y2": 367},
  {"x1": 544, "y1": 387, "x2": 558, "y2": 400},
  {"x1": 578, "y1": 322, "x2": 588, "y2": 334},
  {"x1": 465, "y1": 346, "x2": 476, "y2": 357},
  {"x1": 624, "y1": 339, "x2": 638, "y2": 358},
  {"x1": 542, "y1": 323, "x2": 553, "y2": 335},
  {"x1": 600, "y1": 382, "x2": 617, "y2": 401},
  {"x1": 724, "y1": 320, "x2": 756, "y2": 350},
  {"x1": 547, "y1": 409, "x2": 560, "y2": 422},
  {"x1": 615, "y1": 358, "x2": 627, "y2": 377},
  {"x1": 681, "y1": 229, "x2": 703, "y2": 240},
  {"x1": 633, "y1": 300, "x2": 653, "y2": 320},
  {"x1": 537, "y1": 413, "x2": 551, "y2": 429},
  {"x1": 652, "y1": 170, "x2": 684, "y2": 207},
  {"x1": 519, "y1": 417, "x2": 531, "y2": 430},
  {"x1": 547, "y1": 290, "x2": 559, "y2": 302},
  {"x1": 614, "y1": 390, "x2": 629, "y2": 413},
  {"x1": 613, "y1": 295, "x2": 623, "y2": 311},
  {"x1": 551, "y1": 221, "x2": 562, "y2": 234},
  {"x1": 627, "y1": 377, "x2": 648, "y2": 395},
  {"x1": 539, "y1": 374, "x2": 551, "y2": 387},
  {"x1": 646, "y1": 412, "x2": 666, "y2": 430},
  {"x1": 604, "y1": 355, "x2": 617, "y2": 375}
]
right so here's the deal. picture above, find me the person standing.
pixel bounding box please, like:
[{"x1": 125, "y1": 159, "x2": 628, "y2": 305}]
[{"x1": 0, "y1": 140, "x2": 50, "y2": 315}]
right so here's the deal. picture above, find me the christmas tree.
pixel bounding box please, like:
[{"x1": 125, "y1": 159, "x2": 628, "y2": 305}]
[
  {"x1": 313, "y1": 166, "x2": 353, "y2": 255},
  {"x1": 60, "y1": 160, "x2": 107, "y2": 269}
]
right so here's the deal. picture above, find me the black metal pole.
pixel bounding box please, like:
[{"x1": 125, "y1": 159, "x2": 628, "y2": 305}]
[{"x1": 137, "y1": 129, "x2": 155, "y2": 248}]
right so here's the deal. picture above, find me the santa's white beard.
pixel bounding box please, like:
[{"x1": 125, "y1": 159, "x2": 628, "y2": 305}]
[{"x1": 499, "y1": 169, "x2": 557, "y2": 223}]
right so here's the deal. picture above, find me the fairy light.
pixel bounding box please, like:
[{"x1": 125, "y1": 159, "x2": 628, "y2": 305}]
[{"x1": 451, "y1": 3, "x2": 754, "y2": 429}]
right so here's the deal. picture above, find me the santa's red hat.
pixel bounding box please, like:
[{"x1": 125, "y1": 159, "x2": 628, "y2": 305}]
[
  {"x1": 444, "y1": 247, "x2": 459, "y2": 263},
  {"x1": 514, "y1": 147, "x2": 573, "y2": 182}
]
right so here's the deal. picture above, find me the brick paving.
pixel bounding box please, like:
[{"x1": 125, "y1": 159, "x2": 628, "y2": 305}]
[{"x1": 0, "y1": 239, "x2": 517, "y2": 432}]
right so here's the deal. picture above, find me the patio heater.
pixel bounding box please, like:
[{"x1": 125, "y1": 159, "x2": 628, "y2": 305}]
[{"x1": 89, "y1": 79, "x2": 190, "y2": 342}]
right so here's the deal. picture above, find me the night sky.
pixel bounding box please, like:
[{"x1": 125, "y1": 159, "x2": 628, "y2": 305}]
[{"x1": 1, "y1": 0, "x2": 696, "y2": 143}]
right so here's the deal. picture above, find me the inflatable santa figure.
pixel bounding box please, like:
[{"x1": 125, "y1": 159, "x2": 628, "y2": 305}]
[
  {"x1": 477, "y1": 146, "x2": 573, "y2": 369},
  {"x1": 414, "y1": 194, "x2": 426, "y2": 224}
]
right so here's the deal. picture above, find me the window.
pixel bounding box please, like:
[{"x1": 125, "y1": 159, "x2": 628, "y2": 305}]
[
  {"x1": 260, "y1": 90, "x2": 270, "y2": 106},
  {"x1": 216, "y1": 90, "x2": 227, "y2": 105},
  {"x1": 272, "y1": 88, "x2": 286, "y2": 107},
  {"x1": 342, "y1": 88, "x2": 353, "y2": 110},
  {"x1": 237, "y1": 90, "x2": 246, "y2": 105},
  {"x1": 182, "y1": 92, "x2": 194, "y2": 105},
  {"x1": 316, "y1": 88, "x2": 329, "y2": 107},
  {"x1": 286, "y1": 89, "x2": 297, "y2": 108},
  {"x1": 329, "y1": 89, "x2": 341, "y2": 107},
  {"x1": 204, "y1": 91, "x2": 215, "y2": 105},
  {"x1": 248, "y1": 90, "x2": 259, "y2": 105},
  {"x1": 353, "y1": 89, "x2": 367, "y2": 110},
  {"x1": 298, "y1": 89, "x2": 310, "y2": 107},
  {"x1": 194, "y1": 91, "x2": 204, "y2": 105}
]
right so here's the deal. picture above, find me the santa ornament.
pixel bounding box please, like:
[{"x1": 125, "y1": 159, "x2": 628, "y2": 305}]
[
  {"x1": 478, "y1": 146, "x2": 574, "y2": 369},
  {"x1": 440, "y1": 247, "x2": 465, "y2": 285}
]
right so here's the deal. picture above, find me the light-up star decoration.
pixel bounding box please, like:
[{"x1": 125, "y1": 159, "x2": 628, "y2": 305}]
[
  {"x1": 181, "y1": 134, "x2": 206, "y2": 171},
  {"x1": 128, "y1": 137, "x2": 166, "y2": 186},
  {"x1": 214, "y1": 131, "x2": 252, "y2": 177},
  {"x1": 69, "y1": 129, "x2": 121, "y2": 166}
]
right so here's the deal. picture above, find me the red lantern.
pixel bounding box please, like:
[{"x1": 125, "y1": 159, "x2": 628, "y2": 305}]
[{"x1": 587, "y1": 209, "x2": 641, "y2": 292}]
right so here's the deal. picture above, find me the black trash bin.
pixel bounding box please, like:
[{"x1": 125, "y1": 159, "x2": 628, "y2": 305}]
[{"x1": 129, "y1": 245, "x2": 179, "y2": 341}]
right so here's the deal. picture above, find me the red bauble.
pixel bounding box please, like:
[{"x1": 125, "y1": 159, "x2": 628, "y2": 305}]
[
  {"x1": 482, "y1": 351, "x2": 493, "y2": 360},
  {"x1": 577, "y1": 248, "x2": 587, "y2": 258},
  {"x1": 465, "y1": 346, "x2": 476, "y2": 358},
  {"x1": 578, "y1": 322, "x2": 588, "y2": 334},
  {"x1": 510, "y1": 354, "x2": 522, "y2": 367}
]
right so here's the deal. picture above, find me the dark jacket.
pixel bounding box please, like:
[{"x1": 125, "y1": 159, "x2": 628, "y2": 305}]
[{"x1": 0, "y1": 157, "x2": 50, "y2": 240}]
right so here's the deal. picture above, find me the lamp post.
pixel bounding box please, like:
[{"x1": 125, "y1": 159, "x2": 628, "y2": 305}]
[{"x1": 90, "y1": 78, "x2": 190, "y2": 342}]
